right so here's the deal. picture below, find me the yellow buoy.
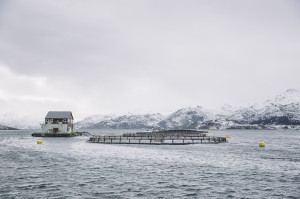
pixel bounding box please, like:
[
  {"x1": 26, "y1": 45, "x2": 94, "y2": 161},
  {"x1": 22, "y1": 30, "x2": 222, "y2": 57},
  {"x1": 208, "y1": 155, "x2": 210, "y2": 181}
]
[
  {"x1": 226, "y1": 136, "x2": 231, "y2": 138},
  {"x1": 37, "y1": 140, "x2": 42, "y2": 144},
  {"x1": 259, "y1": 141, "x2": 265, "y2": 147}
]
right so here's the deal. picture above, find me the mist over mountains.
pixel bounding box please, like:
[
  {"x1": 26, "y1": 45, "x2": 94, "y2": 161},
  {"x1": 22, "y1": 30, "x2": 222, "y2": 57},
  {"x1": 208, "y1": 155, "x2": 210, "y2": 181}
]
[
  {"x1": 0, "y1": 113, "x2": 40, "y2": 130},
  {"x1": 0, "y1": 124, "x2": 18, "y2": 130},
  {"x1": 1, "y1": 89, "x2": 300, "y2": 130},
  {"x1": 76, "y1": 89, "x2": 300, "y2": 130}
]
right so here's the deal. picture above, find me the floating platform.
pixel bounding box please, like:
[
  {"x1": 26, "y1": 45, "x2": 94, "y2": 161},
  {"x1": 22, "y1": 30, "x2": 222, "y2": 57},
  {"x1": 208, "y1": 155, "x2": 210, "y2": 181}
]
[
  {"x1": 88, "y1": 130, "x2": 227, "y2": 145},
  {"x1": 32, "y1": 131, "x2": 88, "y2": 137}
]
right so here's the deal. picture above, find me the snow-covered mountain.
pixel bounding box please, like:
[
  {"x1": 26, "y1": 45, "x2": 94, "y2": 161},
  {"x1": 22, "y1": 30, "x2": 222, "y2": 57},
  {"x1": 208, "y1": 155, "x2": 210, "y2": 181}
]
[
  {"x1": 252, "y1": 89, "x2": 300, "y2": 125},
  {"x1": 76, "y1": 89, "x2": 300, "y2": 130},
  {"x1": 76, "y1": 113, "x2": 165, "y2": 129},
  {"x1": 158, "y1": 106, "x2": 215, "y2": 129},
  {"x1": 1, "y1": 89, "x2": 300, "y2": 130},
  {"x1": 75, "y1": 114, "x2": 118, "y2": 129},
  {"x1": 0, "y1": 113, "x2": 41, "y2": 129},
  {"x1": 0, "y1": 124, "x2": 18, "y2": 130}
]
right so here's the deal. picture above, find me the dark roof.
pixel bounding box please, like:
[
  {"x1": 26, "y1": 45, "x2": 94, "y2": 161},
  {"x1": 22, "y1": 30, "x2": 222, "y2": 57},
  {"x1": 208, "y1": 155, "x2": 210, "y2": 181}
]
[{"x1": 45, "y1": 111, "x2": 73, "y2": 119}]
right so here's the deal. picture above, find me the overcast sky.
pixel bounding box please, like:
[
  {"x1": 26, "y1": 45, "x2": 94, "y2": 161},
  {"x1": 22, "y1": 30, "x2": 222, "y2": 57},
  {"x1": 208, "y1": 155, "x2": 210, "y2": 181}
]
[{"x1": 0, "y1": 0, "x2": 299, "y2": 120}]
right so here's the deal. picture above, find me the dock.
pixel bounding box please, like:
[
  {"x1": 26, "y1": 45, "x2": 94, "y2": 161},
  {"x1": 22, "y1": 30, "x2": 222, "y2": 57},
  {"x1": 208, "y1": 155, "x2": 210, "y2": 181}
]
[
  {"x1": 32, "y1": 131, "x2": 89, "y2": 137},
  {"x1": 88, "y1": 129, "x2": 227, "y2": 145}
]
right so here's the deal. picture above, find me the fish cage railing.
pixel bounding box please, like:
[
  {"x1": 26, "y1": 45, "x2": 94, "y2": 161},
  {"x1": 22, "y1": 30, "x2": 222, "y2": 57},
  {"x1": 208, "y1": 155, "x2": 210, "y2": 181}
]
[{"x1": 88, "y1": 135, "x2": 227, "y2": 145}]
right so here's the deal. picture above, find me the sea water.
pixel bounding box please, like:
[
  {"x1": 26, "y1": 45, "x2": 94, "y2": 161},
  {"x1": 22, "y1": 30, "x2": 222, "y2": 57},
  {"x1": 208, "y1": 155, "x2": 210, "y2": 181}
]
[{"x1": 0, "y1": 129, "x2": 299, "y2": 199}]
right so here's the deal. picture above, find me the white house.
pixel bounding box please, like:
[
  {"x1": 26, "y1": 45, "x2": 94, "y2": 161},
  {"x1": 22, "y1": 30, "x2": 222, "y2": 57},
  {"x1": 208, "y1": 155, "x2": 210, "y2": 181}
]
[{"x1": 41, "y1": 111, "x2": 74, "y2": 133}]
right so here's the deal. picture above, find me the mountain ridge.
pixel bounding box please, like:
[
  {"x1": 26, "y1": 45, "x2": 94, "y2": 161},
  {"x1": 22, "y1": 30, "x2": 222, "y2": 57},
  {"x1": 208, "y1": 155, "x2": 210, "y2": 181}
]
[
  {"x1": 1, "y1": 89, "x2": 299, "y2": 130},
  {"x1": 75, "y1": 89, "x2": 300, "y2": 130},
  {"x1": 0, "y1": 124, "x2": 18, "y2": 130}
]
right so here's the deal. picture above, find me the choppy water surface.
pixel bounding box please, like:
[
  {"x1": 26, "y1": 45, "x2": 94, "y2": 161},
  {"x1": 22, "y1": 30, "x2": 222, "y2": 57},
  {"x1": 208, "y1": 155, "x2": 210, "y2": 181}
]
[{"x1": 0, "y1": 129, "x2": 299, "y2": 199}]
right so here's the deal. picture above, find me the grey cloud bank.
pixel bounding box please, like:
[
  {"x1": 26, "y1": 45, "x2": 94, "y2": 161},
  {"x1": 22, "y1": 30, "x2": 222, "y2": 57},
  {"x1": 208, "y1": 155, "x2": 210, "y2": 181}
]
[{"x1": 0, "y1": 0, "x2": 299, "y2": 120}]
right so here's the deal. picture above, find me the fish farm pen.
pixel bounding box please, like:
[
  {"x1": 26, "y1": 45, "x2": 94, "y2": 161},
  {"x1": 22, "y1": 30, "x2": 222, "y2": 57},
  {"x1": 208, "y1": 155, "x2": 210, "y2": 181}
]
[{"x1": 88, "y1": 129, "x2": 227, "y2": 145}]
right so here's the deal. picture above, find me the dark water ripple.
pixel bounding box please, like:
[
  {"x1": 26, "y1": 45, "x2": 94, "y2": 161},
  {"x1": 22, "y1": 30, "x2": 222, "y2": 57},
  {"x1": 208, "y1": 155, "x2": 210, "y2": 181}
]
[{"x1": 0, "y1": 130, "x2": 299, "y2": 198}]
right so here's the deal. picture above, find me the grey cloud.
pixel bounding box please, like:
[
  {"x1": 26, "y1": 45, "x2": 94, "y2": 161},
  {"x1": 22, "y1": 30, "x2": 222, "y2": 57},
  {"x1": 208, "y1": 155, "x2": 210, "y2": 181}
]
[{"x1": 0, "y1": 0, "x2": 299, "y2": 118}]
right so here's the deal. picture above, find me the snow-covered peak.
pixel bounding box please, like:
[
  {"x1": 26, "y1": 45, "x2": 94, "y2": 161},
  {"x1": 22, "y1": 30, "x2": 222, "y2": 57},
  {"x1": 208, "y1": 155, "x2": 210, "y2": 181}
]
[
  {"x1": 75, "y1": 112, "x2": 166, "y2": 129},
  {"x1": 286, "y1": 88, "x2": 299, "y2": 93},
  {"x1": 265, "y1": 89, "x2": 300, "y2": 105},
  {"x1": 75, "y1": 114, "x2": 118, "y2": 129},
  {"x1": 80, "y1": 114, "x2": 118, "y2": 123}
]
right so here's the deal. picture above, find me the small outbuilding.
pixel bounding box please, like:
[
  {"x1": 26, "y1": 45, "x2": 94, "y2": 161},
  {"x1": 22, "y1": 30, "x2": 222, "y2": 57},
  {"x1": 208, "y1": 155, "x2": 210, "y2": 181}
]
[{"x1": 41, "y1": 111, "x2": 74, "y2": 134}]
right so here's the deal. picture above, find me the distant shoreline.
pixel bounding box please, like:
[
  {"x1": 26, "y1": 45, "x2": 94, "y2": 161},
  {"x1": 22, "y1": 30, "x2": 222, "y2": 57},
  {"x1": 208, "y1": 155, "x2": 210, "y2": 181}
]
[{"x1": 0, "y1": 127, "x2": 19, "y2": 130}]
